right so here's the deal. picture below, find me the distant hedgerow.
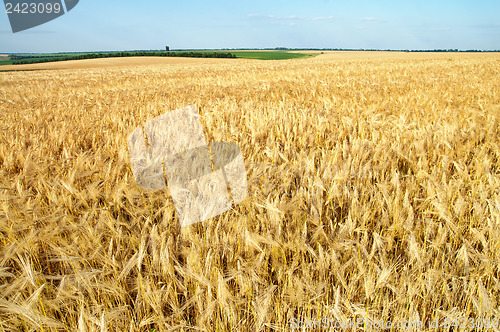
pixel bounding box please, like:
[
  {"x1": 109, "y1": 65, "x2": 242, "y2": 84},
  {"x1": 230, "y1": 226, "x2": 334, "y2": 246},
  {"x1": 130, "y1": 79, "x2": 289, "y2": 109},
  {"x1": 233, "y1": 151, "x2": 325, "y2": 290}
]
[{"x1": 11, "y1": 51, "x2": 237, "y2": 65}]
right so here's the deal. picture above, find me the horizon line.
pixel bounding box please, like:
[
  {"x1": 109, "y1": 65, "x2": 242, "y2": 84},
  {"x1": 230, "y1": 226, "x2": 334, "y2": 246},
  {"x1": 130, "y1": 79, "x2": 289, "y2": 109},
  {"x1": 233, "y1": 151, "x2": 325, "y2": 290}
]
[{"x1": 2, "y1": 48, "x2": 500, "y2": 54}]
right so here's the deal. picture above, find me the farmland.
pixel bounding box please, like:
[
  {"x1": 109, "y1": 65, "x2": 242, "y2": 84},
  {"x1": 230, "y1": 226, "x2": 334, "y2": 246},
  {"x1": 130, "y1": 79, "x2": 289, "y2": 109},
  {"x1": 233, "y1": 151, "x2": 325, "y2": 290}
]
[
  {"x1": 216, "y1": 50, "x2": 315, "y2": 60},
  {"x1": 1, "y1": 50, "x2": 315, "y2": 67},
  {"x1": 0, "y1": 52, "x2": 499, "y2": 331},
  {"x1": 0, "y1": 54, "x2": 12, "y2": 66}
]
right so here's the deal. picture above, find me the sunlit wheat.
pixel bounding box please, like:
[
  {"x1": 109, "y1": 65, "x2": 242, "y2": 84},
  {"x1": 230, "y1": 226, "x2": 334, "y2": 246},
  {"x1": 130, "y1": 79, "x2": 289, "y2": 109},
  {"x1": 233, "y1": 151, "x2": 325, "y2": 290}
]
[{"x1": 0, "y1": 52, "x2": 499, "y2": 331}]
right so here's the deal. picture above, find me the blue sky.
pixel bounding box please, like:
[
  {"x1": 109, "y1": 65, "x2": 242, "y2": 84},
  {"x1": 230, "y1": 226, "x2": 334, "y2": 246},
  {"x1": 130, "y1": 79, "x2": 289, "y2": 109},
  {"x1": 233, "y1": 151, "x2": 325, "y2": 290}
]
[{"x1": 1, "y1": 0, "x2": 499, "y2": 52}]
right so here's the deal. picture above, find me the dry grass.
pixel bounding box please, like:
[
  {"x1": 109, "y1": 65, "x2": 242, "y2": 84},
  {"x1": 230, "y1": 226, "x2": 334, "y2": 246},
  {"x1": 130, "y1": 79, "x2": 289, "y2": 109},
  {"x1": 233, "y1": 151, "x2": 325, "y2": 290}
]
[
  {"x1": 0, "y1": 52, "x2": 499, "y2": 331},
  {"x1": 0, "y1": 56, "x2": 237, "y2": 71}
]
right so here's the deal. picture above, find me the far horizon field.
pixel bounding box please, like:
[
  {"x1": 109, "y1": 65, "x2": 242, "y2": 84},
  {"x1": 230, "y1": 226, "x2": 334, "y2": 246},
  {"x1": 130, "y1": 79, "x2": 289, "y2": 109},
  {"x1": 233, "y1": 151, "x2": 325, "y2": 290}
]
[
  {"x1": 0, "y1": 50, "x2": 317, "y2": 68},
  {"x1": 2, "y1": 48, "x2": 497, "y2": 69},
  {"x1": 0, "y1": 50, "x2": 496, "y2": 72}
]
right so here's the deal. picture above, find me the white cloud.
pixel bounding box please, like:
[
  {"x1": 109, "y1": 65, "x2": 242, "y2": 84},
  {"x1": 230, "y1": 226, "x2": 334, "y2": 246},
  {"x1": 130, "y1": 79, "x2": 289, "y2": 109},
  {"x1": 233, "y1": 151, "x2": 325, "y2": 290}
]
[
  {"x1": 312, "y1": 16, "x2": 335, "y2": 21},
  {"x1": 247, "y1": 14, "x2": 336, "y2": 24},
  {"x1": 247, "y1": 14, "x2": 302, "y2": 21},
  {"x1": 359, "y1": 17, "x2": 386, "y2": 22}
]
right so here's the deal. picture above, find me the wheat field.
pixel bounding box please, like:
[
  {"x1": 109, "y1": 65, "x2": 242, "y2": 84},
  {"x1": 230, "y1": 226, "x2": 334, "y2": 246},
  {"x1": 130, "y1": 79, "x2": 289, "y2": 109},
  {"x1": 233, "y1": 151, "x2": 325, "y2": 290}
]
[{"x1": 0, "y1": 52, "x2": 499, "y2": 331}]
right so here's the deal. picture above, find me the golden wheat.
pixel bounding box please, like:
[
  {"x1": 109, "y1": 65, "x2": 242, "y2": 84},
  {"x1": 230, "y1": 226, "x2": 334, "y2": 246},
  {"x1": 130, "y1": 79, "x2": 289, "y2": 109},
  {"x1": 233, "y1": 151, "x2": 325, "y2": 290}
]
[{"x1": 0, "y1": 52, "x2": 499, "y2": 331}]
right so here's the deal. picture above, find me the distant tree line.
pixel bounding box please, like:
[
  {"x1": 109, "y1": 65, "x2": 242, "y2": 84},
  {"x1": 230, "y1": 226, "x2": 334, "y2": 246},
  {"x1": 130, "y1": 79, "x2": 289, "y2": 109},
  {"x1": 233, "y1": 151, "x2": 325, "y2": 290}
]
[
  {"x1": 10, "y1": 54, "x2": 63, "y2": 60},
  {"x1": 209, "y1": 47, "x2": 499, "y2": 53},
  {"x1": 11, "y1": 51, "x2": 236, "y2": 65},
  {"x1": 403, "y1": 49, "x2": 491, "y2": 53}
]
